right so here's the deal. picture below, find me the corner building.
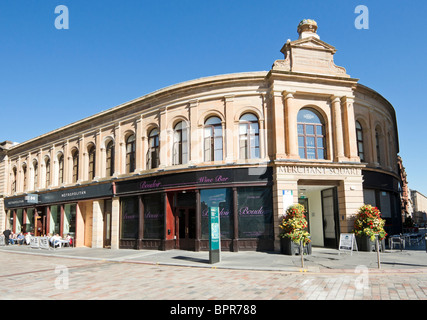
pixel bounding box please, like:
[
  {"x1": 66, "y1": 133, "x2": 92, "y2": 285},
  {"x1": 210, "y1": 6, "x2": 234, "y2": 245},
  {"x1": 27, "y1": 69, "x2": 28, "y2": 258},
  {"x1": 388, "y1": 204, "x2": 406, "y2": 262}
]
[{"x1": 0, "y1": 20, "x2": 402, "y2": 251}]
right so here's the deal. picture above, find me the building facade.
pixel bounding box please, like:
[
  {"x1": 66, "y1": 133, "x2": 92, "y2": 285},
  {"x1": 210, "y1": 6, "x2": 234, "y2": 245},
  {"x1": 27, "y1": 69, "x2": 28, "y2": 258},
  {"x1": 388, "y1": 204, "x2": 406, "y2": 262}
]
[
  {"x1": 0, "y1": 20, "x2": 402, "y2": 251},
  {"x1": 411, "y1": 190, "x2": 427, "y2": 226}
]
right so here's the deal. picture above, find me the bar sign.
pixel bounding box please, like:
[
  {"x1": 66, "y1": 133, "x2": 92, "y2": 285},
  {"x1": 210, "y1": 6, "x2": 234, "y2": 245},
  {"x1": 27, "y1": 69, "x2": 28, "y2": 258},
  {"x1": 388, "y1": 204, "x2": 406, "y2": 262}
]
[{"x1": 25, "y1": 194, "x2": 39, "y2": 204}]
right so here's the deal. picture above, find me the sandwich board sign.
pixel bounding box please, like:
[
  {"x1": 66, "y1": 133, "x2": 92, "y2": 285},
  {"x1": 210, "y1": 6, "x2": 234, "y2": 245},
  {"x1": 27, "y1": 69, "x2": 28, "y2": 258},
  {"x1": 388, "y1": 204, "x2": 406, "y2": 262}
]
[{"x1": 339, "y1": 233, "x2": 358, "y2": 255}]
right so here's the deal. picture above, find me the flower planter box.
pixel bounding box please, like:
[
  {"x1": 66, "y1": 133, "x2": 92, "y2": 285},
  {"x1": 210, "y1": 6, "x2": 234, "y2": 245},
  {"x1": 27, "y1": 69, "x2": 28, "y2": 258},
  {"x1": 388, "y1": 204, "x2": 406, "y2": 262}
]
[
  {"x1": 280, "y1": 237, "x2": 312, "y2": 256},
  {"x1": 356, "y1": 235, "x2": 385, "y2": 252}
]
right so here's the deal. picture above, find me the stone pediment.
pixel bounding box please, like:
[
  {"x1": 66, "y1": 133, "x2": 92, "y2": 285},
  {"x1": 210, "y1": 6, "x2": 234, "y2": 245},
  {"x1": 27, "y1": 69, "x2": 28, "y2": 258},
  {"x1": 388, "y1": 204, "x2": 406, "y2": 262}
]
[
  {"x1": 272, "y1": 20, "x2": 350, "y2": 78},
  {"x1": 289, "y1": 37, "x2": 337, "y2": 53}
]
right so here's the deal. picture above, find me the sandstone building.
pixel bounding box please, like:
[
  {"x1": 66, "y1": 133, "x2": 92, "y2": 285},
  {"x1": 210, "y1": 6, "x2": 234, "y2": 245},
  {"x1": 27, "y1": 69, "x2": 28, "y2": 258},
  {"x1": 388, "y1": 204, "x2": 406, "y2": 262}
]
[{"x1": 0, "y1": 20, "x2": 402, "y2": 251}]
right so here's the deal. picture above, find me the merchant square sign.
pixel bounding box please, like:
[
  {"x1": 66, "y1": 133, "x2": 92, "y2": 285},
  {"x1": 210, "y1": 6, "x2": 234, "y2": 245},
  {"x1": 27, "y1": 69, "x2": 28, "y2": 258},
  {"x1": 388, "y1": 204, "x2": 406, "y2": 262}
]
[{"x1": 277, "y1": 165, "x2": 362, "y2": 176}]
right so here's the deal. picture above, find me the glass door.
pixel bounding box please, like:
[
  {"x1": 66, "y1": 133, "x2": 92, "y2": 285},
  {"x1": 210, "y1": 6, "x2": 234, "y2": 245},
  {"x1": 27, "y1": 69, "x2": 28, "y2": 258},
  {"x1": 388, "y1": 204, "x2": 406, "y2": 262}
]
[
  {"x1": 35, "y1": 207, "x2": 47, "y2": 236},
  {"x1": 177, "y1": 207, "x2": 196, "y2": 251},
  {"x1": 104, "y1": 200, "x2": 112, "y2": 248},
  {"x1": 321, "y1": 188, "x2": 340, "y2": 248}
]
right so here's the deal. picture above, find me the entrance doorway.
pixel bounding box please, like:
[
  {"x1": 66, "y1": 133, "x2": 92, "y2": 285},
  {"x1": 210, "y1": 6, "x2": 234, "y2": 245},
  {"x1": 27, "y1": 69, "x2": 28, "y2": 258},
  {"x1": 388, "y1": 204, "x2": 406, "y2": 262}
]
[
  {"x1": 35, "y1": 207, "x2": 47, "y2": 236},
  {"x1": 321, "y1": 188, "x2": 340, "y2": 248},
  {"x1": 104, "y1": 200, "x2": 112, "y2": 248},
  {"x1": 298, "y1": 185, "x2": 340, "y2": 248},
  {"x1": 174, "y1": 191, "x2": 197, "y2": 251},
  {"x1": 177, "y1": 207, "x2": 196, "y2": 250}
]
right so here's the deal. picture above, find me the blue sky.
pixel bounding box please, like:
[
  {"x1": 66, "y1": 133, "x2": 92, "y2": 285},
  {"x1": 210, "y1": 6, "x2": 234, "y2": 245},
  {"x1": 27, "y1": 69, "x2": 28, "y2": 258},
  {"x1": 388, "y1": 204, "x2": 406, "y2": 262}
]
[{"x1": 0, "y1": 0, "x2": 426, "y2": 194}]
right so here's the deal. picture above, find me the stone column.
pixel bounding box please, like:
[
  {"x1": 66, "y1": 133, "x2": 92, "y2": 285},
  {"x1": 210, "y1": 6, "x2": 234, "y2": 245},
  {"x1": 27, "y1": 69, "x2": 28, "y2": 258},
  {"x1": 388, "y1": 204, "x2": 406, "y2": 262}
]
[
  {"x1": 188, "y1": 100, "x2": 199, "y2": 165},
  {"x1": 78, "y1": 135, "x2": 85, "y2": 182},
  {"x1": 111, "y1": 197, "x2": 120, "y2": 250},
  {"x1": 91, "y1": 200, "x2": 104, "y2": 248},
  {"x1": 271, "y1": 90, "x2": 286, "y2": 159},
  {"x1": 284, "y1": 92, "x2": 299, "y2": 159},
  {"x1": 331, "y1": 96, "x2": 345, "y2": 162},
  {"x1": 113, "y1": 123, "x2": 122, "y2": 176},
  {"x1": 159, "y1": 107, "x2": 168, "y2": 168},
  {"x1": 135, "y1": 116, "x2": 143, "y2": 172},
  {"x1": 337, "y1": 175, "x2": 364, "y2": 233},
  {"x1": 272, "y1": 166, "x2": 299, "y2": 251},
  {"x1": 224, "y1": 95, "x2": 235, "y2": 162},
  {"x1": 341, "y1": 96, "x2": 359, "y2": 161},
  {"x1": 95, "y1": 129, "x2": 102, "y2": 179}
]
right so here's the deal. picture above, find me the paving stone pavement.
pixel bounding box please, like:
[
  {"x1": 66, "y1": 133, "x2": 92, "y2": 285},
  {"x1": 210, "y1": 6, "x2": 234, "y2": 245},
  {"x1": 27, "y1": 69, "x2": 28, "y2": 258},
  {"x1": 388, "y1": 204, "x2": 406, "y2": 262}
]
[{"x1": 0, "y1": 246, "x2": 426, "y2": 302}]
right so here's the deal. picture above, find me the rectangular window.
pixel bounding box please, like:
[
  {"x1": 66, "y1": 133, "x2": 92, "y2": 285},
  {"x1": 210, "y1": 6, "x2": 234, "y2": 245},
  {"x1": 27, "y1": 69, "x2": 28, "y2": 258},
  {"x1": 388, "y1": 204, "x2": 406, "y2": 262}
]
[
  {"x1": 25, "y1": 209, "x2": 35, "y2": 234},
  {"x1": 16, "y1": 209, "x2": 23, "y2": 233},
  {"x1": 201, "y1": 188, "x2": 233, "y2": 240},
  {"x1": 121, "y1": 197, "x2": 139, "y2": 239},
  {"x1": 363, "y1": 189, "x2": 377, "y2": 207},
  {"x1": 64, "y1": 204, "x2": 76, "y2": 237},
  {"x1": 49, "y1": 205, "x2": 60, "y2": 235},
  {"x1": 237, "y1": 187, "x2": 273, "y2": 239},
  {"x1": 143, "y1": 194, "x2": 164, "y2": 239},
  {"x1": 379, "y1": 191, "x2": 392, "y2": 218}
]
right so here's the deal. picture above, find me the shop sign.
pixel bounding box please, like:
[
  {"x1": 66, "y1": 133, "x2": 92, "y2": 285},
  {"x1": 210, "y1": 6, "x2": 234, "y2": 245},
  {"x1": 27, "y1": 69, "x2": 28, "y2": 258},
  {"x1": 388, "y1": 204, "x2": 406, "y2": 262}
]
[
  {"x1": 4, "y1": 195, "x2": 38, "y2": 209},
  {"x1": 116, "y1": 167, "x2": 273, "y2": 195},
  {"x1": 25, "y1": 194, "x2": 38, "y2": 204},
  {"x1": 278, "y1": 165, "x2": 361, "y2": 176},
  {"x1": 4, "y1": 183, "x2": 113, "y2": 209},
  {"x1": 282, "y1": 190, "x2": 294, "y2": 213},
  {"x1": 209, "y1": 206, "x2": 221, "y2": 264},
  {"x1": 40, "y1": 183, "x2": 113, "y2": 204}
]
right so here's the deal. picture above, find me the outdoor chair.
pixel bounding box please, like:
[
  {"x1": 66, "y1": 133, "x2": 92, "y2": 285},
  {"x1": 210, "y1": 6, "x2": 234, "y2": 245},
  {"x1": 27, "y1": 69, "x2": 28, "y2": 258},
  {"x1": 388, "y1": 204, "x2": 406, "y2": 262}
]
[{"x1": 389, "y1": 235, "x2": 405, "y2": 251}]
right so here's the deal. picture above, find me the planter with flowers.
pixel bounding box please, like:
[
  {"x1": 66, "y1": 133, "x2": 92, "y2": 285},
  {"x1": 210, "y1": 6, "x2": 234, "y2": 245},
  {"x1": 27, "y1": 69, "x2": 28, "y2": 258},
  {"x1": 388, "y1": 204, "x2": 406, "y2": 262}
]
[
  {"x1": 353, "y1": 205, "x2": 387, "y2": 252},
  {"x1": 279, "y1": 204, "x2": 311, "y2": 255}
]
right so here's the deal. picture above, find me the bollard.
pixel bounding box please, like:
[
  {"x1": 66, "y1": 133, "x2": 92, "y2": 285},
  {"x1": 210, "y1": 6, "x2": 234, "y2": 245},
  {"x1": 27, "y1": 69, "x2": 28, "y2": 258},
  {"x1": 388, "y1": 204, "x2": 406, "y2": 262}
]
[
  {"x1": 300, "y1": 240, "x2": 304, "y2": 269},
  {"x1": 376, "y1": 238, "x2": 381, "y2": 269}
]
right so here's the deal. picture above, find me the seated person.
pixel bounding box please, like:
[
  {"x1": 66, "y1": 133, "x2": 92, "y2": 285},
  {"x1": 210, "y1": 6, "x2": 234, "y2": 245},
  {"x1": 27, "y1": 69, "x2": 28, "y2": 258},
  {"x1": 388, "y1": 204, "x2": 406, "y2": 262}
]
[
  {"x1": 9, "y1": 232, "x2": 17, "y2": 245},
  {"x1": 50, "y1": 234, "x2": 62, "y2": 248},
  {"x1": 17, "y1": 233, "x2": 25, "y2": 245},
  {"x1": 64, "y1": 234, "x2": 73, "y2": 247},
  {"x1": 24, "y1": 232, "x2": 32, "y2": 245}
]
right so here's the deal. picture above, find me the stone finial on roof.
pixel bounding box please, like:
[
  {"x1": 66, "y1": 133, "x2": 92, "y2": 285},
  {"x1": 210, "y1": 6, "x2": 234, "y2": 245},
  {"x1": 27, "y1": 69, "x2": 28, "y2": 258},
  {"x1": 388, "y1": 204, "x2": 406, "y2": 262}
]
[{"x1": 297, "y1": 19, "x2": 319, "y2": 39}]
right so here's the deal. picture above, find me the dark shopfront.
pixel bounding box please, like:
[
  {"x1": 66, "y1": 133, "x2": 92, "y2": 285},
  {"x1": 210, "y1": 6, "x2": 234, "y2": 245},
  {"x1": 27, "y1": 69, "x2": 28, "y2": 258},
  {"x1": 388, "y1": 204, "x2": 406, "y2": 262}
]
[
  {"x1": 116, "y1": 167, "x2": 274, "y2": 252},
  {"x1": 4, "y1": 183, "x2": 113, "y2": 246}
]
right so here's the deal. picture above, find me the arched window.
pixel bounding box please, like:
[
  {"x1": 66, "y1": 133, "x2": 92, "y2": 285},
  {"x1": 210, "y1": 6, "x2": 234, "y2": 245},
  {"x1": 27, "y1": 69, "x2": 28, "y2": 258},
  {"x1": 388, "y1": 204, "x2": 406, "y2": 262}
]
[
  {"x1": 58, "y1": 154, "x2": 64, "y2": 184},
  {"x1": 239, "y1": 113, "x2": 260, "y2": 160},
  {"x1": 125, "y1": 134, "x2": 136, "y2": 173},
  {"x1": 355, "y1": 121, "x2": 365, "y2": 162},
  {"x1": 106, "y1": 140, "x2": 115, "y2": 177},
  {"x1": 147, "y1": 128, "x2": 159, "y2": 169},
  {"x1": 173, "y1": 121, "x2": 188, "y2": 165},
  {"x1": 88, "y1": 145, "x2": 96, "y2": 180},
  {"x1": 22, "y1": 164, "x2": 28, "y2": 191},
  {"x1": 204, "y1": 116, "x2": 223, "y2": 161},
  {"x1": 45, "y1": 158, "x2": 51, "y2": 187},
  {"x1": 33, "y1": 160, "x2": 38, "y2": 190},
  {"x1": 297, "y1": 108, "x2": 326, "y2": 160},
  {"x1": 11, "y1": 167, "x2": 17, "y2": 193},
  {"x1": 72, "y1": 150, "x2": 79, "y2": 183}
]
